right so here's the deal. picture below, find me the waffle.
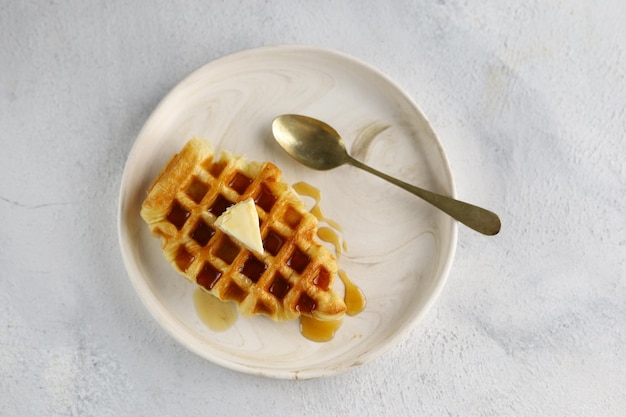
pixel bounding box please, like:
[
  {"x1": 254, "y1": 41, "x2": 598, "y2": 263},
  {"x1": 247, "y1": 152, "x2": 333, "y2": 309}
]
[{"x1": 140, "y1": 137, "x2": 347, "y2": 322}]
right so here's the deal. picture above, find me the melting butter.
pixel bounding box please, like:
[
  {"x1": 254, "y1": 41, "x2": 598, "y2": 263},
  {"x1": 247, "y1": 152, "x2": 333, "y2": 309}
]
[{"x1": 214, "y1": 198, "x2": 263, "y2": 254}]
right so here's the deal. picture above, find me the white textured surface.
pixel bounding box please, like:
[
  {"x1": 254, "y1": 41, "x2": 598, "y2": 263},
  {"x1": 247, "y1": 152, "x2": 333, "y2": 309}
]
[{"x1": 1, "y1": 1, "x2": 624, "y2": 415}]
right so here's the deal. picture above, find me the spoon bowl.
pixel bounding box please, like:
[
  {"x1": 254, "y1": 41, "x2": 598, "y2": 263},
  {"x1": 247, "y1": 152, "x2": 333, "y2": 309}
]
[
  {"x1": 272, "y1": 114, "x2": 501, "y2": 236},
  {"x1": 272, "y1": 114, "x2": 349, "y2": 170}
]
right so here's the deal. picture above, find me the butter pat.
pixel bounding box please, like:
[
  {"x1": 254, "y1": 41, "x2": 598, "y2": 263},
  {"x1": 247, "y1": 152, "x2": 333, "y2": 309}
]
[{"x1": 214, "y1": 198, "x2": 264, "y2": 254}]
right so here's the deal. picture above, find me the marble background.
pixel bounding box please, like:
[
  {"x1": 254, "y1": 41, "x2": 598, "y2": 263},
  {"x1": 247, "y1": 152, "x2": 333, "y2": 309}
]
[{"x1": 1, "y1": 1, "x2": 624, "y2": 416}]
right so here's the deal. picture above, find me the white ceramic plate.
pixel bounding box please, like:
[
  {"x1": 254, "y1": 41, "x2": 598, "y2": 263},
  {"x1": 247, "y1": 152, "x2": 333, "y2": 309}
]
[{"x1": 118, "y1": 45, "x2": 457, "y2": 379}]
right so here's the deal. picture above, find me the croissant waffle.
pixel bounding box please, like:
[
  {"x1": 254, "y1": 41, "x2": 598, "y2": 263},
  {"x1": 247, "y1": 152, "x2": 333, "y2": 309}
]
[{"x1": 141, "y1": 137, "x2": 347, "y2": 322}]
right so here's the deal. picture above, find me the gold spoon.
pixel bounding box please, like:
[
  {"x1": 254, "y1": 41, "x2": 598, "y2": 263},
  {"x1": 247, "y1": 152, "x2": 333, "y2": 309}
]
[{"x1": 272, "y1": 114, "x2": 501, "y2": 236}]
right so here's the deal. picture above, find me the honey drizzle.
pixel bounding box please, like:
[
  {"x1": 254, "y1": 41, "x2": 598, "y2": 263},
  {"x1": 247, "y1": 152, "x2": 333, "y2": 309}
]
[
  {"x1": 300, "y1": 316, "x2": 343, "y2": 343},
  {"x1": 293, "y1": 181, "x2": 366, "y2": 342},
  {"x1": 339, "y1": 270, "x2": 366, "y2": 316},
  {"x1": 318, "y1": 227, "x2": 342, "y2": 258},
  {"x1": 292, "y1": 182, "x2": 348, "y2": 252},
  {"x1": 193, "y1": 287, "x2": 238, "y2": 331}
]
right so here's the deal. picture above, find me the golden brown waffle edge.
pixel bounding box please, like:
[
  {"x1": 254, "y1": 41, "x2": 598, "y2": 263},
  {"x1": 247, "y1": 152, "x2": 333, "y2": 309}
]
[{"x1": 140, "y1": 137, "x2": 347, "y2": 322}]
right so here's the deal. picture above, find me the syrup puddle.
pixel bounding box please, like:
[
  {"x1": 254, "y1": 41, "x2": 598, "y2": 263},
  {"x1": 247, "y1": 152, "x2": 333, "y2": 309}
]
[
  {"x1": 193, "y1": 287, "x2": 238, "y2": 331},
  {"x1": 192, "y1": 181, "x2": 365, "y2": 342},
  {"x1": 339, "y1": 270, "x2": 366, "y2": 316},
  {"x1": 300, "y1": 316, "x2": 343, "y2": 343},
  {"x1": 292, "y1": 182, "x2": 348, "y2": 252}
]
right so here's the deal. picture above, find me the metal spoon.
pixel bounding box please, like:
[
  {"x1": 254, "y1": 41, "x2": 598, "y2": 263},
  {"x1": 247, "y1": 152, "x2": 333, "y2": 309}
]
[{"x1": 272, "y1": 114, "x2": 501, "y2": 235}]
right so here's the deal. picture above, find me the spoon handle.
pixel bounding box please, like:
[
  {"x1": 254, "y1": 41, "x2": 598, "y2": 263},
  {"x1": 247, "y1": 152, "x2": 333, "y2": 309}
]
[{"x1": 347, "y1": 156, "x2": 501, "y2": 235}]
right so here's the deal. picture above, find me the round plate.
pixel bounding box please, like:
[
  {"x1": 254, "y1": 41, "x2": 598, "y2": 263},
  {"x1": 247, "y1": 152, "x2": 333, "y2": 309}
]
[{"x1": 118, "y1": 45, "x2": 457, "y2": 379}]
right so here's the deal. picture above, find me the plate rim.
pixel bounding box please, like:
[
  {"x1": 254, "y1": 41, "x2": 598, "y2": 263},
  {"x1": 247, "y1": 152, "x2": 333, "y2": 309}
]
[{"x1": 117, "y1": 44, "x2": 458, "y2": 379}]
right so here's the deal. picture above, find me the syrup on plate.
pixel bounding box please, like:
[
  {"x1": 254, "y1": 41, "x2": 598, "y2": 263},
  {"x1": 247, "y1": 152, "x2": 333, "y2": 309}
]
[
  {"x1": 293, "y1": 182, "x2": 366, "y2": 340},
  {"x1": 193, "y1": 287, "x2": 238, "y2": 331},
  {"x1": 300, "y1": 316, "x2": 343, "y2": 343}
]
